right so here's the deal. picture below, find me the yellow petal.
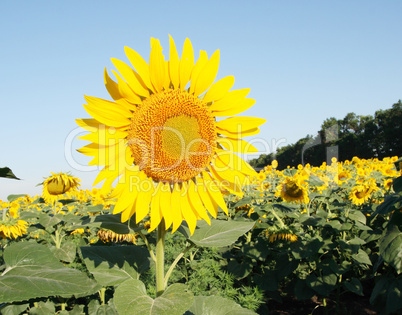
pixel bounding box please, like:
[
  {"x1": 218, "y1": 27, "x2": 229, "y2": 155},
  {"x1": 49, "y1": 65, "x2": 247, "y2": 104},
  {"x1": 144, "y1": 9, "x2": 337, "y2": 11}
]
[
  {"x1": 196, "y1": 177, "x2": 218, "y2": 218},
  {"x1": 83, "y1": 96, "x2": 131, "y2": 128},
  {"x1": 217, "y1": 137, "x2": 258, "y2": 154},
  {"x1": 188, "y1": 180, "x2": 210, "y2": 224},
  {"x1": 193, "y1": 49, "x2": 220, "y2": 97},
  {"x1": 76, "y1": 118, "x2": 101, "y2": 132},
  {"x1": 149, "y1": 38, "x2": 166, "y2": 93},
  {"x1": 189, "y1": 50, "x2": 208, "y2": 94},
  {"x1": 170, "y1": 183, "x2": 183, "y2": 233},
  {"x1": 111, "y1": 58, "x2": 149, "y2": 97},
  {"x1": 202, "y1": 171, "x2": 228, "y2": 215},
  {"x1": 180, "y1": 182, "x2": 197, "y2": 234},
  {"x1": 149, "y1": 182, "x2": 163, "y2": 231},
  {"x1": 124, "y1": 46, "x2": 154, "y2": 92},
  {"x1": 213, "y1": 98, "x2": 256, "y2": 117},
  {"x1": 216, "y1": 117, "x2": 266, "y2": 135},
  {"x1": 160, "y1": 182, "x2": 173, "y2": 229},
  {"x1": 203, "y1": 75, "x2": 235, "y2": 103},
  {"x1": 179, "y1": 38, "x2": 194, "y2": 90},
  {"x1": 168, "y1": 35, "x2": 180, "y2": 89},
  {"x1": 217, "y1": 126, "x2": 261, "y2": 138},
  {"x1": 78, "y1": 126, "x2": 127, "y2": 145},
  {"x1": 110, "y1": 70, "x2": 143, "y2": 105},
  {"x1": 209, "y1": 88, "x2": 250, "y2": 112},
  {"x1": 209, "y1": 164, "x2": 244, "y2": 197},
  {"x1": 215, "y1": 149, "x2": 257, "y2": 177},
  {"x1": 135, "y1": 174, "x2": 154, "y2": 223}
]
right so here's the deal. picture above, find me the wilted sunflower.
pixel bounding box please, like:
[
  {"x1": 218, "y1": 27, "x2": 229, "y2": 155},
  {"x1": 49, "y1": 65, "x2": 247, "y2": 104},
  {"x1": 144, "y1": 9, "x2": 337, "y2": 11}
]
[
  {"x1": 42, "y1": 172, "x2": 81, "y2": 203},
  {"x1": 0, "y1": 219, "x2": 28, "y2": 239},
  {"x1": 77, "y1": 36, "x2": 265, "y2": 234},
  {"x1": 275, "y1": 177, "x2": 309, "y2": 204}
]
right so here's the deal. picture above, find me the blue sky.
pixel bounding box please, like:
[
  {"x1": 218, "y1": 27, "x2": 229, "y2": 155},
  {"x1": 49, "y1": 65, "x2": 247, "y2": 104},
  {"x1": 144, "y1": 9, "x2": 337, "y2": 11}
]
[{"x1": 1, "y1": 0, "x2": 401, "y2": 199}]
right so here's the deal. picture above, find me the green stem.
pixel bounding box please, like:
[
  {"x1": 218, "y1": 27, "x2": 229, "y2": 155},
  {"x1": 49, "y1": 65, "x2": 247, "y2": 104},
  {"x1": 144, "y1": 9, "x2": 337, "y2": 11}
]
[
  {"x1": 271, "y1": 209, "x2": 285, "y2": 228},
  {"x1": 99, "y1": 287, "x2": 106, "y2": 305},
  {"x1": 2, "y1": 208, "x2": 7, "y2": 221},
  {"x1": 164, "y1": 243, "x2": 195, "y2": 288},
  {"x1": 155, "y1": 220, "x2": 166, "y2": 297},
  {"x1": 137, "y1": 229, "x2": 156, "y2": 262}
]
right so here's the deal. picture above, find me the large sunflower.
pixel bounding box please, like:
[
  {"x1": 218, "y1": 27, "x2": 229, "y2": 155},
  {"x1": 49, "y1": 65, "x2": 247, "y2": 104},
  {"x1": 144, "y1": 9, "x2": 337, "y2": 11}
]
[{"x1": 77, "y1": 36, "x2": 265, "y2": 234}]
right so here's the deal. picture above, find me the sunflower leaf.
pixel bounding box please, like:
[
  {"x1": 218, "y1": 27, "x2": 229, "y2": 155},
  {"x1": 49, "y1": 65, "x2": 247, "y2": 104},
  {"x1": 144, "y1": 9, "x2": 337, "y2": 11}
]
[
  {"x1": 80, "y1": 245, "x2": 150, "y2": 286},
  {"x1": 184, "y1": 295, "x2": 257, "y2": 315},
  {"x1": 179, "y1": 219, "x2": 254, "y2": 247},
  {"x1": 114, "y1": 279, "x2": 193, "y2": 315},
  {"x1": 0, "y1": 242, "x2": 101, "y2": 303},
  {"x1": 0, "y1": 167, "x2": 20, "y2": 180}
]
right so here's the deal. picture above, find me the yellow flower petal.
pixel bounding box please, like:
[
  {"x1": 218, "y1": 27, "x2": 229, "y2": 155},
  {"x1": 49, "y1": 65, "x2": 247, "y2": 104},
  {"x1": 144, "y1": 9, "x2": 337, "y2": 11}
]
[
  {"x1": 216, "y1": 117, "x2": 266, "y2": 137},
  {"x1": 168, "y1": 35, "x2": 180, "y2": 89},
  {"x1": 189, "y1": 50, "x2": 208, "y2": 94},
  {"x1": 111, "y1": 58, "x2": 149, "y2": 97},
  {"x1": 202, "y1": 172, "x2": 228, "y2": 215},
  {"x1": 217, "y1": 137, "x2": 258, "y2": 154},
  {"x1": 110, "y1": 69, "x2": 143, "y2": 105},
  {"x1": 215, "y1": 149, "x2": 256, "y2": 177},
  {"x1": 135, "y1": 174, "x2": 154, "y2": 223},
  {"x1": 160, "y1": 183, "x2": 173, "y2": 229},
  {"x1": 124, "y1": 46, "x2": 154, "y2": 92},
  {"x1": 213, "y1": 98, "x2": 256, "y2": 117},
  {"x1": 180, "y1": 182, "x2": 197, "y2": 234},
  {"x1": 193, "y1": 49, "x2": 220, "y2": 97},
  {"x1": 209, "y1": 88, "x2": 250, "y2": 112},
  {"x1": 203, "y1": 75, "x2": 235, "y2": 103},
  {"x1": 149, "y1": 38, "x2": 166, "y2": 93},
  {"x1": 170, "y1": 183, "x2": 183, "y2": 233},
  {"x1": 188, "y1": 180, "x2": 210, "y2": 224},
  {"x1": 83, "y1": 96, "x2": 131, "y2": 128},
  {"x1": 149, "y1": 182, "x2": 163, "y2": 231},
  {"x1": 179, "y1": 38, "x2": 194, "y2": 89},
  {"x1": 196, "y1": 178, "x2": 218, "y2": 218}
]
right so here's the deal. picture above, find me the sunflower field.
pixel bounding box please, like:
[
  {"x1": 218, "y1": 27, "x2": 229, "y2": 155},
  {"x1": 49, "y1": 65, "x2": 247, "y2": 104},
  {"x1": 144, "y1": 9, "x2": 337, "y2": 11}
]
[{"x1": 0, "y1": 156, "x2": 401, "y2": 315}]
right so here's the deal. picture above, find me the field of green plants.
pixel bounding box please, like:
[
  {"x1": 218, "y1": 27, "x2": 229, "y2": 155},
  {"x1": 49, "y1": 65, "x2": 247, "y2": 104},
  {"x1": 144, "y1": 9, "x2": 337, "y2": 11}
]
[{"x1": 0, "y1": 156, "x2": 401, "y2": 314}]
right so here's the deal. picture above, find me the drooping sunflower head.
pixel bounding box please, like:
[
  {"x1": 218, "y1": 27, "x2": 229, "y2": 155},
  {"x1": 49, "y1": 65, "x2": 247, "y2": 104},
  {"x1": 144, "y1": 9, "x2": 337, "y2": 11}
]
[
  {"x1": 42, "y1": 172, "x2": 81, "y2": 204},
  {"x1": 275, "y1": 177, "x2": 309, "y2": 204},
  {"x1": 0, "y1": 219, "x2": 28, "y2": 240},
  {"x1": 76, "y1": 36, "x2": 266, "y2": 234}
]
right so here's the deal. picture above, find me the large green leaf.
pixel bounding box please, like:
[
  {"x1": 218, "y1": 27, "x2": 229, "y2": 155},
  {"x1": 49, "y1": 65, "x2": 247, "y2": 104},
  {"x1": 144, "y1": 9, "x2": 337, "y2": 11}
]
[
  {"x1": 90, "y1": 214, "x2": 139, "y2": 234},
  {"x1": 114, "y1": 279, "x2": 193, "y2": 315},
  {"x1": 52, "y1": 241, "x2": 77, "y2": 263},
  {"x1": 185, "y1": 295, "x2": 257, "y2": 315},
  {"x1": 179, "y1": 219, "x2": 254, "y2": 247},
  {"x1": 0, "y1": 242, "x2": 101, "y2": 303},
  {"x1": 81, "y1": 245, "x2": 150, "y2": 286},
  {"x1": 6, "y1": 194, "x2": 26, "y2": 202},
  {"x1": 0, "y1": 167, "x2": 20, "y2": 180},
  {"x1": 352, "y1": 249, "x2": 372, "y2": 266},
  {"x1": 343, "y1": 277, "x2": 363, "y2": 296},
  {"x1": 370, "y1": 274, "x2": 402, "y2": 315},
  {"x1": 379, "y1": 225, "x2": 402, "y2": 274}
]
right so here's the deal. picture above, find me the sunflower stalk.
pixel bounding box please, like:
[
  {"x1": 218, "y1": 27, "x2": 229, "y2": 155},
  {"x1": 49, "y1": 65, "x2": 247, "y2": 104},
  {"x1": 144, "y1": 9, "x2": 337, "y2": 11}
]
[
  {"x1": 155, "y1": 220, "x2": 166, "y2": 297},
  {"x1": 137, "y1": 229, "x2": 156, "y2": 262},
  {"x1": 164, "y1": 242, "x2": 196, "y2": 288},
  {"x1": 270, "y1": 208, "x2": 286, "y2": 229}
]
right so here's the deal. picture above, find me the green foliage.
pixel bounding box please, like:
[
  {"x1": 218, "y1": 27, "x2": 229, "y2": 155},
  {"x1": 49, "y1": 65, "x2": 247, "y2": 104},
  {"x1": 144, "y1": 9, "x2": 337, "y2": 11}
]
[
  {"x1": 114, "y1": 280, "x2": 193, "y2": 315},
  {"x1": 0, "y1": 242, "x2": 101, "y2": 303},
  {"x1": 0, "y1": 167, "x2": 20, "y2": 180}
]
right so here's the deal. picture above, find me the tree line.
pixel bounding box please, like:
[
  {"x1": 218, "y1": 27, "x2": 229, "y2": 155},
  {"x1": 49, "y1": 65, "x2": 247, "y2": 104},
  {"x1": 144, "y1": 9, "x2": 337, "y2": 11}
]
[{"x1": 249, "y1": 100, "x2": 402, "y2": 169}]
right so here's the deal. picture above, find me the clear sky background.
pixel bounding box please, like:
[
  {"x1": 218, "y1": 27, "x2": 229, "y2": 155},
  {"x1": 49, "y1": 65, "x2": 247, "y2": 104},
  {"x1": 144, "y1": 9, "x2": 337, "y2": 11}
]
[{"x1": 1, "y1": 0, "x2": 401, "y2": 199}]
